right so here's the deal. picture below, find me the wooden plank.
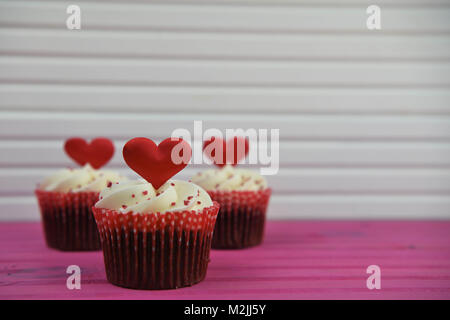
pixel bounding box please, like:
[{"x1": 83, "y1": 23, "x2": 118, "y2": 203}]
[
  {"x1": 2, "y1": 85, "x2": 450, "y2": 115},
  {"x1": 2, "y1": 195, "x2": 450, "y2": 220},
  {"x1": 1, "y1": 140, "x2": 450, "y2": 167},
  {"x1": 1, "y1": 57, "x2": 450, "y2": 87},
  {"x1": 30, "y1": 0, "x2": 450, "y2": 6},
  {"x1": 2, "y1": 168, "x2": 450, "y2": 196},
  {"x1": 1, "y1": 112, "x2": 449, "y2": 140},
  {"x1": 2, "y1": 29, "x2": 450, "y2": 61},
  {"x1": 1, "y1": 221, "x2": 450, "y2": 299},
  {"x1": 1, "y1": 1, "x2": 449, "y2": 32}
]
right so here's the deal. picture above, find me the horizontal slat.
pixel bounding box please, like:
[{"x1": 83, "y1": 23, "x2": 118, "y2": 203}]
[
  {"x1": 1, "y1": 140, "x2": 450, "y2": 167},
  {"x1": 2, "y1": 168, "x2": 450, "y2": 196},
  {"x1": 0, "y1": 112, "x2": 449, "y2": 140},
  {"x1": 2, "y1": 85, "x2": 450, "y2": 115},
  {"x1": 31, "y1": 0, "x2": 450, "y2": 6},
  {"x1": 1, "y1": 57, "x2": 450, "y2": 87},
  {"x1": 2, "y1": 29, "x2": 450, "y2": 61},
  {"x1": 3, "y1": 195, "x2": 450, "y2": 221},
  {"x1": 1, "y1": 2, "x2": 449, "y2": 32}
]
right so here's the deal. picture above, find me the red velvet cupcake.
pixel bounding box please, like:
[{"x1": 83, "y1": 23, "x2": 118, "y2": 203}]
[
  {"x1": 35, "y1": 137, "x2": 125, "y2": 251},
  {"x1": 192, "y1": 136, "x2": 271, "y2": 249},
  {"x1": 192, "y1": 165, "x2": 271, "y2": 249},
  {"x1": 93, "y1": 137, "x2": 219, "y2": 290}
]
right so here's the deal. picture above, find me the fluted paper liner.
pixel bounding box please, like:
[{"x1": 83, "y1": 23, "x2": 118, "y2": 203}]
[
  {"x1": 207, "y1": 188, "x2": 271, "y2": 249},
  {"x1": 92, "y1": 202, "x2": 219, "y2": 290},
  {"x1": 35, "y1": 190, "x2": 101, "y2": 251}
]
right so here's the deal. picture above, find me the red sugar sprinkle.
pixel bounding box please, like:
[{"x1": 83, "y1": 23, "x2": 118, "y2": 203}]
[
  {"x1": 142, "y1": 191, "x2": 148, "y2": 195},
  {"x1": 187, "y1": 196, "x2": 193, "y2": 200},
  {"x1": 131, "y1": 194, "x2": 135, "y2": 198},
  {"x1": 171, "y1": 183, "x2": 175, "y2": 186},
  {"x1": 115, "y1": 182, "x2": 119, "y2": 184},
  {"x1": 147, "y1": 198, "x2": 151, "y2": 200},
  {"x1": 184, "y1": 200, "x2": 190, "y2": 205},
  {"x1": 171, "y1": 202, "x2": 176, "y2": 206},
  {"x1": 122, "y1": 205, "x2": 127, "y2": 209},
  {"x1": 107, "y1": 181, "x2": 112, "y2": 188},
  {"x1": 197, "y1": 201, "x2": 201, "y2": 205}
]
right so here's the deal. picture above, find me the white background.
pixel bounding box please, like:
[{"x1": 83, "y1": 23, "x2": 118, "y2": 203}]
[{"x1": 0, "y1": 0, "x2": 450, "y2": 220}]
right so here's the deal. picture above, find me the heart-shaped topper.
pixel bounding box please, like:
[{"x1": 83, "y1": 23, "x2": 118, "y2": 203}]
[
  {"x1": 123, "y1": 137, "x2": 192, "y2": 189},
  {"x1": 203, "y1": 136, "x2": 249, "y2": 168},
  {"x1": 64, "y1": 137, "x2": 115, "y2": 169}
]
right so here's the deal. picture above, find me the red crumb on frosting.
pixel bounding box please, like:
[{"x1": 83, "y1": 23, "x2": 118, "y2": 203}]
[
  {"x1": 142, "y1": 191, "x2": 148, "y2": 195},
  {"x1": 184, "y1": 200, "x2": 190, "y2": 205},
  {"x1": 122, "y1": 205, "x2": 127, "y2": 209},
  {"x1": 187, "y1": 196, "x2": 193, "y2": 200},
  {"x1": 171, "y1": 183, "x2": 175, "y2": 186},
  {"x1": 131, "y1": 194, "x2": 135, "y2": 198},
  {"x1": 107, "y1": 181, "x2": 112, "y2": 188},
  {"x1": 197, "y1": 201, "x2": 201, "y2": 205},
  {"x1": 171, "y1": 202, "x2": 176, "y2": 206}
]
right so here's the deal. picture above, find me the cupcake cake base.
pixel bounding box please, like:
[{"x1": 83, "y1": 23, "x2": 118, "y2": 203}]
[
  {"x1": 93, "y1": 202, "x2": 219, "y2": 290},
  {"x1": 208, "y1": 189, "x2": 271, "y2": 249},
  {"x1": 36, "y1": 190, "x2": 101, "y2": 251}
]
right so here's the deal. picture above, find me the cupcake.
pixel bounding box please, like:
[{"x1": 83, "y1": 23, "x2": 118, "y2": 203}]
[
  {"x1": 35, "y1": 137, "x2": 126, "y2": 251},
  {"x1": 192, "y1": 137, "x2": 271, "y2": 249},
  {"x1": 92, "y1": 137, "x2": 219, "y2": 290}
]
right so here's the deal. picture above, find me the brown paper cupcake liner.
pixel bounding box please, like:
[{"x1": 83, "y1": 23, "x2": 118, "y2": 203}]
[
  {"x1": 207, "y1": 188, "x2": 271, "y2": 249},
  {"x1": 35, "y1": 190, "x2": 101, "y2": 251},
  {"x1": 92, "y1": 202, "x2": 220, "y2": 290}
]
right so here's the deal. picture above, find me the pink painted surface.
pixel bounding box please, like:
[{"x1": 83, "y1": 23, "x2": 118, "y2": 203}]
[{"x1": 1, "y1": 221, "x2": 449, "y2": 300}]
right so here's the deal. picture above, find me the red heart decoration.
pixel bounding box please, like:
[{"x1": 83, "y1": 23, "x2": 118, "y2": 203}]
[
  {"x1": 203, "y1": 136, "x2": 249, "y2": 168},
  {"x1": 64, "y1": 137, "x2": 115, "y2": 169},
  {"x1": 123, "y1": 137, "x2": 192, "y2": 189}
]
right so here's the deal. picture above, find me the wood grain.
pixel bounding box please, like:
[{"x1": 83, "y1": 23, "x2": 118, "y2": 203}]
[{"x1": 0, "y1": 221, "x2": 449, "y2": 299}]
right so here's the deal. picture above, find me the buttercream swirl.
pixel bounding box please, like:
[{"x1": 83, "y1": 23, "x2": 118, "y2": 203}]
[
  {"x1": 191, "y1": 165, "x2": 268, "y2": 191},
  {"x1": 38, "y1": 164, "x2": 127, "y2": 193},
  {"x1": 95, "y1": 179, "x2": 212, "y2": 214}
]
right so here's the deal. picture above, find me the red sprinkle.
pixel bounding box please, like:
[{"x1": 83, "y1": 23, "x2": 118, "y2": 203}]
[
  {"x1": 107, "y1": 181, "x2": 112, "y2": 188},
  {"x1": 197, "y1": 201, "x2": 201, "y2": 205},
  {"x1": 122, "y1": 205, "x2": 127, "y2": 209},
  {"x1": 184, "y1": 200, "x2": 190, "y2": 205},
  {"x1": 187, "y1": 196, "x2": 193, "y2": 200},
  {"x1": 171, "y1": 183, "x2": 175, "y2": 186},
  {"x1": 171, "y1": 202, "x2": 176, "y2": 206},
  {"x1": 131, "y1": 194, "x2": 135, "y2": 198},
  {"x1": 142, "y1": 191, "x2": 148, "y2": 195}
]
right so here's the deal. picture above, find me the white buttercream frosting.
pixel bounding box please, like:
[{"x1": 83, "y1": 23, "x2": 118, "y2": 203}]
[
  {"x1": 95, "y1": 179, "x2": 213, "y2": 214},
  {"x1": 191, "y1": 165, "x2": 268, "y2": 191},
  {"x1": 38, "y1": 164, "x2": 127, "y2": 193}
]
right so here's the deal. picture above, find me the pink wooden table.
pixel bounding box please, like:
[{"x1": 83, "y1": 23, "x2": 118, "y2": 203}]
[{"x1": 1, "y1": 221, "x2": 449, "y2": 300}]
